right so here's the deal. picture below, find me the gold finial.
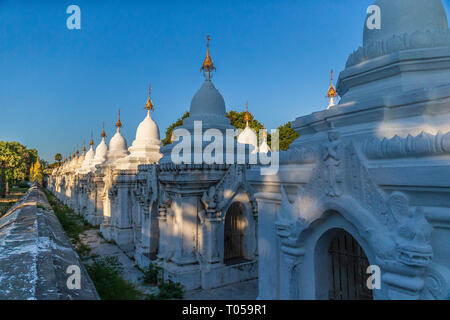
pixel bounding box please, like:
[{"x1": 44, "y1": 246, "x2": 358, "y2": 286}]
[
  {"x1": 90, "y1": 132, "x2": 94, "y2": 146},
  {"x1": 327, "y1": 69, "x2": 337, "y2": 98},
  {"x1": 76, "y1": 145, "x2": 79, "y2": 156},
  {"x1": 201, "y1": 34, "x2": 216, "y2": 77},
  {"x1": 82, "y1": 142, "x2": 86, "y2": 152},
  {"x1": 69, "y1": 155, "x2": 72, "y2": 161},
  {"x1": 243, "y1": 102, "x2": 252, "y2": 124},
  {"x1": 145, "y1": 84, "x2": 154, "y2": 111},
  {"x1": 101, "y1": 122, "x2": 106, "y2": 138},
  {"x1": 116, "y1": 109, "x2": 122, "y2": 129}
]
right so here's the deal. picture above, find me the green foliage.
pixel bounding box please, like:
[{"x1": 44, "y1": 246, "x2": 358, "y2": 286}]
[
  {"x1": 30, "y1": 158, "x2": 43, "y2": 184},
  {"x1": 276, "y1": 121, "x2": 300, "y2": 151},
  {"x1": 226, "y1": 110, "x2": 266, "y2": 142},
  {"x1": 161, "y1": 111, "x2": 300, "y2": 151},
  {"x1": 43, "y1": 189, "x2": 91, "y2": 247},
  {"x1": 0, "y1": 141, "x2": 39, "y2": 195},
  {"x1": 86, "y1": 256, "x2": 142, "y2": 300},
  {"x1": 0, "y1": 201, "x2": 15, "y2": 217},
  {"x1": 156, "y1": 280, "x2": 185, "y2": 299},
  {"x1": 142, "y1": 263, "x2": 162, "y2": 285},
  {"x1": 162, "y1": 111, "x2": 190, "y2": 146}
]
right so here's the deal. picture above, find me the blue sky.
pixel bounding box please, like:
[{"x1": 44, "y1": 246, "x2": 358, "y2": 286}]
[{"x1": 1, "y1": 0, "x2": 449, "y2": 162}]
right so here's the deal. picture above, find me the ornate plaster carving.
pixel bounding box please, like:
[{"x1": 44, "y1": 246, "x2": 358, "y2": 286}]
[
  {"x1": 346, "y1": 29, "x2": 450, "y2": 68},
  {"x1": 363, "y1": 131, "x2": 450, "y2": 159}
]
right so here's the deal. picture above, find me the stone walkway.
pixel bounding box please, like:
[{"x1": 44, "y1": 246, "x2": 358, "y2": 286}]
[
  {"x1": 79, "y1": 229, "x2": 158, "y2": 296},
  {"x1": 80, "y1": 229, "x2": 258, "y2": 300},
  {"x1": 184, "y1": 279, "x2": 258, "y2": 300}
]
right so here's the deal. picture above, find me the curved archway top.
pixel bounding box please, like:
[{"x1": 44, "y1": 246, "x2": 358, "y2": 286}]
[
  {"x1": 201, "y1": 164, "x2": 258, "y2": 216},
  {"x1": 276, "y1": 129, "x2": 433, "y2": 271}
]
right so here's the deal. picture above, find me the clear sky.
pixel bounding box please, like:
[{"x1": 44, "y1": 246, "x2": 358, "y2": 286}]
[{"x1": 1, "y1": 0, "x2": 449, "y2": 162}]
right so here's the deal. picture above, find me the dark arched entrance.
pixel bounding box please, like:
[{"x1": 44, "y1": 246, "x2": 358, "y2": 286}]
[
  {"x1": 328, "y1": 229, "x2": 373, "y2": 300},
  {"x1": 224, "y1": 202, "x2": 246, "y2": 265}
]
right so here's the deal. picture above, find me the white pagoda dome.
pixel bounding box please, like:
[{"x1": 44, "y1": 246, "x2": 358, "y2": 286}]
[
  {"x1": 258, "y1": 129, "x2": 270, "y2": 154},
  {"x1": 93, "y1": 127, "x2": 108, "y2": 165},
  {"x1": 107, "y1": 110, "x2": 129, "y2": 162},
  {"x1": 237, "y1": 107, "x2": 258, "y2": 153},
  {"x1": 120, "y1": 86, "x2": 162, "y2": 166},
  {"x1": 80, "y1": 137, "x2": 96, "y2": 171}
]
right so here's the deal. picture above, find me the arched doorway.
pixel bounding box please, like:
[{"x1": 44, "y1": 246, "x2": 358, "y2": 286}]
[
  {"x1": 328, "y1": 229, "x2": 373, "y2": 300},
  {"x1": 224, "y1": 202, "x2": 246, "y2": 265}
]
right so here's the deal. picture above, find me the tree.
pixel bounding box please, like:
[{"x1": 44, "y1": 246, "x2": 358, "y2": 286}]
[
  {"x1": 276, "y1": 122, "x2": 300, "y2": 151},
  {"x1": 0, "y1": 141, "x2": 39, "y2": 193},
  {"x1": 162, "y1": 111, "x2": 190, "y2": 146},
  {"x1": 226, "y1": 110, "x2": 265, "y2": 143},
  {"x1": 30, "y1": 158, "x2": 43, "y2": 185},
  {"x1": 55, "y1": 153, "x2": 62, "y2": 165},
  {"x1": 161, "y1": 111, "x2": 300, "y2": 151},
  {"x1": 29, "y1": 163, "x2": 35, "y2": 183}
]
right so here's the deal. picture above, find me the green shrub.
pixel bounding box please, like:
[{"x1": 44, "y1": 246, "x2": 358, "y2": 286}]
[
  {"x1": 142, "y1": 263, "x2": 162, "y2": 285},
  {"x1": 157, "y1": 280, "x2": 185, "y2": 299},
  {"x1": 86, "y1": 256, "x2": 142, "y2": 300}
]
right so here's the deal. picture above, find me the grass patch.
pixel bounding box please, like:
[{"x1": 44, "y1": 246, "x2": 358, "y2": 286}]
[
  {"x1": 10, "y1": 187, "x2": 28, "y2": 194},
  {"x1": 42, "y1": 189, "x2": 95, "y2": 259},
  {"x1": 86, "y1": 256, "x2": 142, "y2": 300},
  {"x1": 0, "y1": 201, "x2": 16, "y2": 217},
  {"x1": 43, "y1": 189, "x2": 142, "y2": 300}
]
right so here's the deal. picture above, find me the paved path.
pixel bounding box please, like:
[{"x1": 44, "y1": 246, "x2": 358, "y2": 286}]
[
  {"x1": 80, "y1": 229, "x2": 158, "y2": 296},
  {"x1": 184, "y1": 279, "x2": 258, "y2": 300},
  {"x1": 80, "y1": 229, "x2": 259, "y2": 300}
]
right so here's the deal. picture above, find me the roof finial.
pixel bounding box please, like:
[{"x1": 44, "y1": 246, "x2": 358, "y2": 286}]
[
  {"x1": 145, "y1": 84, "x2": 154, "y2": 112},
  {"x1": 201, "y1": 34, "x2": 216, "y2": 80},
  {"x1": 101, "y1": 122, "x2": 106, "y2": 138},
  {"x1": 244, "y1": 101, "x2": 252, "y2": 125},
  {"x1": 90, "y1": 132, "x2": 94, "y2": 146},
  {"x1": 76, "y1": 145, "x2": 79, "y2": 156},
  {"x1": 327, "y1": 69, "x2": 337, "y2": 98},
  {"x1": 82, "y1": 141, "x2": 86, "y2": 153},
  {"x1": 116, "y1": 108, "x2": 122, "y2": 129},
  {"x1": 327, "y1": 69, "x2": 338, "y2": 109}
]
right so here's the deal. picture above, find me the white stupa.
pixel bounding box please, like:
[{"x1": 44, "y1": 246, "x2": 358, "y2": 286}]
[
  {"x1": 115, "y1": 86, "x2": 162, "y2": 170},
  {"x1": 79, "y1": 136, "x2": 96, "y2": 173},
  {"x1": 237, "y1": 105, "x2": 258, "y2": 153},
  {"x1": 92, "y1": 125, "x2": 108, "y2": 167},
  {"x1": 77, "y1": 145, "x2": 86, "y2": 166},
  {"x1": 106, "y1": 109, "x2": 129, "y2": 164},
  {"x1": 258, "y1": 128, "x2": 270, "y2": 153}
]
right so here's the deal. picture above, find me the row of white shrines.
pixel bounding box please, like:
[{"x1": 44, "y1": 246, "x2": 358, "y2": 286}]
[{"x1": 49, "y1": 0, "x2": 450, "y2": 300}]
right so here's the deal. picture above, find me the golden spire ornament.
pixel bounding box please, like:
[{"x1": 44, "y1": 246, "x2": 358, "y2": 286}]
[
  {"x1": 201, "y1": 34, "x2": 216, "y2": 80},
  {"x1": 145, "y1": 85, "x2": 154, "y2": 112},
  {"x1": 327, "y1": 70, "x2": 337, "y2": 109},
  {"x1": 116, "y1": 109, "x2": 122, "y2": 129},
  {"x1": 82, "y1": 142, "x2": 86, "y2": 153},
  {"x1": 243, "y1": 102, "x2": 252, "y2": 125},
  {"x1": 101, "y1": 122, "x2": 106, "y2": 138},
  {"x1": 90, "y1": 132, "x2": 94, "y2": 146},
  {"x1": 76, "y1": 145, "x2": 79, "y2": 156}
]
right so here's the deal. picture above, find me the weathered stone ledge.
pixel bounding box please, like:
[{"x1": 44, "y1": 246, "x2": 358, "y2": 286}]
[{"x1": 0, "y1": 183, "x2": 99, "y2": 300}]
